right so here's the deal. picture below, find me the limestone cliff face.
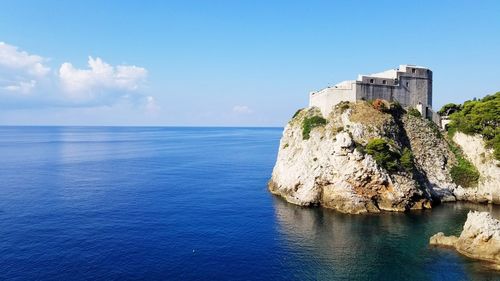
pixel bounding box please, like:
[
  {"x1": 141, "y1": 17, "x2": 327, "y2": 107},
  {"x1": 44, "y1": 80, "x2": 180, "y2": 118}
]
[
  {"x1": 430, "y1": 211, "x2": 500, "y2": 265},
  {"x1": 453, "y1": 132, "x2": 500, "y2": 203},
  {"x1": 269, "y1": 102, "x2": 457, "y2": 214},
  {"x1": 401, "y1": 116, "x2": 457, "y2": 201}
]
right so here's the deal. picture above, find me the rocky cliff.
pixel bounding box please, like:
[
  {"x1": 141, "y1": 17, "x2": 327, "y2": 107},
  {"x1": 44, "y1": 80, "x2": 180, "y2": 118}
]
[
  {"x1": 453, "y1": 132, "x2": 500, "y2": 203},
  {"x1": 430, "y1": 211, "x2": 500, "y2": 266},
  {"x1": 269, "y1": 101, "x2": 459, "y2": 214}
]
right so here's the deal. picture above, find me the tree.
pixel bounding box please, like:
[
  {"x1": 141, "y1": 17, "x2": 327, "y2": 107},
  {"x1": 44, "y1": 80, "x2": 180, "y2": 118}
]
[
  {"x1": 448, "y1": 92, "x2": 500, "y2": 160},
  {"x1": 438, "y1": 103, "x2": 461, "y2": 116}
]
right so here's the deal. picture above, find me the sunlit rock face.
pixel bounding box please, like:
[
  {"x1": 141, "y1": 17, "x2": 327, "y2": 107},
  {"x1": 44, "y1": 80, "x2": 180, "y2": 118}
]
[{"x1": 268, "y1": 102, "x2": 460, "y2": 214}]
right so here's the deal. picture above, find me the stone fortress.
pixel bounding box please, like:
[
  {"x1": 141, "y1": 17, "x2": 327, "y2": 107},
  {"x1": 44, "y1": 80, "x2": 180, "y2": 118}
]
[{"x1": 309, "y1": 65, "x2": 440, "y2": 124}]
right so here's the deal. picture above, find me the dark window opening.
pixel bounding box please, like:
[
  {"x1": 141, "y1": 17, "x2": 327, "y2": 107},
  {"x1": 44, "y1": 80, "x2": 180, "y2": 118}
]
[
  {"x1": 369, "y1": 79, "x2": 374, "y2": 83},
  {"x1": 382, "y1": 80, "x2": 387, "y2": 85},
  {"x1": 406, "y1": 82, "x2": 409, "y2": 87},
  {"x1": 411, "y1": 68, "x2": 416, "y2": 73}
]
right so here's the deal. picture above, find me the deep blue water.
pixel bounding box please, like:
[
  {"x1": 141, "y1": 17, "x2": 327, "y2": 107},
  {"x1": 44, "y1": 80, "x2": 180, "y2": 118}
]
[{"x1": 0, "y1": 126, "x2": 499, "y2": 281}]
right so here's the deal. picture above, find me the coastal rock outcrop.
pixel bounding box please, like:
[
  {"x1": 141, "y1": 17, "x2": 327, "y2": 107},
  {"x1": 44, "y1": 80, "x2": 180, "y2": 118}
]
[
  {"x1": 430, "y1": 211, "x2": 500, "y2": 265},
  {"x1": 268, "y1": 102, "x2": 457, "y2": 214},
  {"x1": 429, "y1": 232, "x2": 458, "y2": 247},
  {"x1": 452, "y1": 132, "x2": 500, "y2": 203}
]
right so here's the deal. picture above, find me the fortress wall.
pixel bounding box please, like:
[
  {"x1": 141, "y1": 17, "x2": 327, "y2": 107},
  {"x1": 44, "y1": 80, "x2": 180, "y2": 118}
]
[
  {"x1": 359, "y1": 76, "x2": 398, "y2": 85},
  {"x1": 399, "y1": 75, "x2": 432, "y2": 107},
  {"x1": 356, "y1": 83, "x2": 398, "y2": 104},
  {"x1": 308, "y1": 66, "x2": 433, "y2": 119},
  {"x1": 309, "y1": 87, "x2": 356, "y2": 117},
  {"x1": 391, "y1": 86, "x2": 412, "y2": 106},
  {"x1": 428, "y1": 108, "x2": 441, "y2": 125}
]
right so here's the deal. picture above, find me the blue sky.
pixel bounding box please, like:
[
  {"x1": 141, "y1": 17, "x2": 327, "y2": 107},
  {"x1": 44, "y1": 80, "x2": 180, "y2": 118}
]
[{"x1": 0, "y1": 0, "x2": 499, "y2": 126}]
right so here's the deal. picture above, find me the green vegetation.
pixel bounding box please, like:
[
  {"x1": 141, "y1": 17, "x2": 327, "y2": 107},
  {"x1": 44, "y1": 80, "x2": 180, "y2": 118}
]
[
  {"x1": 445, "y1": 92, "x2": 500, "y2": 160},
  {"x1": 354, "y1": 141, "x2": 365, "y2": 154},
  {"x1": 438, "y1": 103, "x2": 461, "y2": 116},
  {"x1": 364, "y1": 138, "x2": 415, "y2": 173},
  {"x1": 400, "y1": 148, "x2": 414, "y2": 172},
  {"x1": 336, "y1": 101, "x2": 350, "y2": 113},
  {"x1": 302, "y1": 116, "x2": 327, "y2": 140},
  {"x1": 494, "y1": 134, "x2": 500, "y2": 161},
  {"x1": 448, "y1": 141, "x2": 480, "y2": 187},
  {"x1": 407, "y1": 107, "x2": 421, "y2": 117},
  {"x1": 365, "y1": 138, "x2": 400, "y2": 172}
]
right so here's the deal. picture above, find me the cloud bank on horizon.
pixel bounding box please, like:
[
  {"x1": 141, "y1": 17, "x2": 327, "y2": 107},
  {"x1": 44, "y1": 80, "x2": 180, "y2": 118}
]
[{"x1": 0, "y1": 41, "x2": 152, "y2": 108}]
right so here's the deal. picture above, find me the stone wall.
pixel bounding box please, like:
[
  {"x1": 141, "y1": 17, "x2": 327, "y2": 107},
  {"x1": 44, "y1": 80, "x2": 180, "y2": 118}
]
[
  {"x1": 356, "y1": 68, "x2": 432, "y2": 108},
  {"x1": 310, "y1": 65, "x2": 433, "y2": 118},
  {"x1": 309, "y1": 84, "x2": 356, "y2": 117}
]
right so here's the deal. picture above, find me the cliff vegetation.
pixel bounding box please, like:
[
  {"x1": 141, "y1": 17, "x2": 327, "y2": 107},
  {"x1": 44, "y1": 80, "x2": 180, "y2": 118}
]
[{"x1": 442, "y1": 92, "x2": 500, "y2": 161}]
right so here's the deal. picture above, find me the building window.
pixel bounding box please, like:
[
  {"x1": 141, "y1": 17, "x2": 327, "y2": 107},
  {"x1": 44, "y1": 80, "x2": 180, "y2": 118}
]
[
  {"x1": 406, "y1": 82, "x2": 409, "y2": 87},
  {"x1": 382, "y1": 80, "x2": 387, "y2": 85},
  {"x1": 412, "y1": 68, "x2": 416, "y2": 73},
  {"x1": 370, "y1": 79, "x2": 374, "y2": 83}
]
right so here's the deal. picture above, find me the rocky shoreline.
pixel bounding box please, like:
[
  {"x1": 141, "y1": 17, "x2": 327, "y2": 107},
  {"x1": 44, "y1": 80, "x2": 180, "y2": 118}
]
[{"x1": 430, "y1": 211, "x2": 500, "y2": 266}]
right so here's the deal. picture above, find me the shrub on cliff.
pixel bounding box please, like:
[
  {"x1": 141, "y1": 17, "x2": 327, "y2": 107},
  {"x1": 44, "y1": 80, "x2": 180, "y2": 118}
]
[
  {"x1": 447, "y1": 92, "x2": 499, "y2": 160},
  {"x1": 407, "y1": 107, "x2": 421, "y2": 117},
  {"x1": 302, "y1": 116, "x2": 327, "y2": 140},
  {"x1": 365, "y1": 138, "x2": 400, "y2": 172},
  {"x1": 335, "y1": 101, "x2": 350, "y2": 113},
  {"x1": 372, "y1": 99, "x2": 388, "y2": 112},
  {"x1": 400, "y1": 148, "x2": 414, "y2": 172},
  {"x1": 448, "y1": 141, "x2": 480, "y2": 187}
]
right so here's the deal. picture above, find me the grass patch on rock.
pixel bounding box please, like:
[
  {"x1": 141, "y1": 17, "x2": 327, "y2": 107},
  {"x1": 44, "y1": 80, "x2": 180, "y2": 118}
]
[
  {"x1": 407, "y1": 107, "x2": 421, "y2": 117},
  {"x1": 447, "y1": 140, "x2": 480, "y2": 187},
  {"x1": 302, "y1": 116, "x2": 327, "y2": 140}
]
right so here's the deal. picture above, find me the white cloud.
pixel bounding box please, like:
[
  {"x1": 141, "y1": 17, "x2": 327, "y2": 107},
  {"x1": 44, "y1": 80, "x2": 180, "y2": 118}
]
[
  {"x1": 0, "y1": 42, "x2": 50, "y2": 77},
  {"x1": 144, "y1": 95, "x2": 160, "y2": 114},
  {"x1": 0, "y1": 42, "x2": 50, "y2": 96},
  {"x1": 3, "y1": 80, "x2": 37, "y2": 94},
  {"x1": 59, "y1": 56, "x2": 147, "y2": 100},
  {"x1": 0, "y1": 42, "x2": 150, "y2": 108},
  {"x1": 232, "y1": 105, "x2": 253, "y2": 114}
]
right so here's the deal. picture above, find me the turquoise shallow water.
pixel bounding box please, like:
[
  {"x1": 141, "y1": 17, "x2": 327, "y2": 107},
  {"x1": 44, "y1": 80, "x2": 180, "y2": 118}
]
[{"x1": 0, "y1": 126, "x2": 499, "y2": 280}]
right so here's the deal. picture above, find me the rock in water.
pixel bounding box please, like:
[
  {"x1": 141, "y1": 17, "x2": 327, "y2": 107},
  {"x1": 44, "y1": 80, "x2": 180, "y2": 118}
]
[
  {"x1": 429, "y1": 232, "x2": 458, "y2": 247},
  {"x1": 457, "y1": 211, "x2": 500, "y2": 263},
  {"x1": 430, "y1": 211, "x2": 500, "y2": 265}
]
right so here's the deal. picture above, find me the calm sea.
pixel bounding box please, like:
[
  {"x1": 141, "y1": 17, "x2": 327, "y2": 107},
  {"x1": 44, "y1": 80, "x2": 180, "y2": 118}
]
[{"x1": 0, "y1": 126, "x2": 499, "y2": 280}]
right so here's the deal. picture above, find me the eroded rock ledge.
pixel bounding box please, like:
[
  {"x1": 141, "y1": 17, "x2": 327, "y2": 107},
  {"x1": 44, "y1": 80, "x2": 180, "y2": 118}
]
[{"x1": 430, "y1": 211, "x2": 500, "y2": 266}]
